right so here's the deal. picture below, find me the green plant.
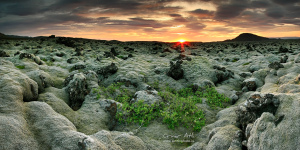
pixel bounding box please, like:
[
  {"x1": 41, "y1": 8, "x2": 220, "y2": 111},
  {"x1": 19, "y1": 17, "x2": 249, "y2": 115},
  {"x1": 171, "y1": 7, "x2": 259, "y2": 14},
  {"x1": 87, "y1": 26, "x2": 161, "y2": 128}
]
[
  {"x1": 97, "y1": 81, "x2": 229, "y2": 132},
  {"x1": 232, "y1": 58, "x2": 239, "y2": 62},
  {"x1": 92, "y1": 82, "x2": 130, "y2": 101},
  {"x1": 116, "y1": 101, "x2": 160, "y2": 126},
  {"x1": 200, "y1": 87, "x2": 230, "y2": 108},
  {"x1": 243, "y1": 62, "x2": 250, "y2": 66},
  {"x1": 41, "y1": 58, "x2": 54, "y2": 66},
  {"x1": 92, "y1": 88, "x2": 102, "y2": 99},
  {"x1": 15, "y1": 65, "x2": 25, "y2": 69},
  {"x1": 139, "y1": 72, "x2": 146, "y2": 76},
  {"x1": 108, "y1": 82, "x2": 124, "y2": 94},
  {"x1": 45, "y1": 61, "x2": 54, "y2": 66},
  {"x1": 117, "y1": 55, "x2": 125, "y2": 59},
  {"x1": 148, "y1": 80, "x2": 160, "y2": 90},
  {"x1": 56, "y1": 64, "x2": 67, "y2": 69},
  {"x1": 160, "y1": 96, "x2": 205, "y2": 131},
  {"x1": 116, "y1": 101, "x2": 162, "y2": 126}
]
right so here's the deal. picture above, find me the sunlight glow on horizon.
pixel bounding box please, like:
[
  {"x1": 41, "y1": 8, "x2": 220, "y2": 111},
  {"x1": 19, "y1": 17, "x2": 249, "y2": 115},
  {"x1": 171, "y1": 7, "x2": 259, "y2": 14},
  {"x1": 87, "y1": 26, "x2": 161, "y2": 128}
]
[{"x1": 178, "y1": 39, "x2": 186, "y2": 43}]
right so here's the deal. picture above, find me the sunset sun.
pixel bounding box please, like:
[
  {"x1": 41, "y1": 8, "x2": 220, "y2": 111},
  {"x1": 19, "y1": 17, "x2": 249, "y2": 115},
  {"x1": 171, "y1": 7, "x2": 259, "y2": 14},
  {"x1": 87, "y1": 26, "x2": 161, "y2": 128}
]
[{"x1": 178, "y1": 39, "x2": 186, "y2": 43}]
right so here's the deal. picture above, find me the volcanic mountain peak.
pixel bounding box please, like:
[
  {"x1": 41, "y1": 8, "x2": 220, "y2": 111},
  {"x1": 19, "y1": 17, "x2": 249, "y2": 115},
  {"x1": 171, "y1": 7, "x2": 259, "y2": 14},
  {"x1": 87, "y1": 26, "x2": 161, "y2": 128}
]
[{"x1": 230, "y1": 33, "x2": 269, "y2": 41}]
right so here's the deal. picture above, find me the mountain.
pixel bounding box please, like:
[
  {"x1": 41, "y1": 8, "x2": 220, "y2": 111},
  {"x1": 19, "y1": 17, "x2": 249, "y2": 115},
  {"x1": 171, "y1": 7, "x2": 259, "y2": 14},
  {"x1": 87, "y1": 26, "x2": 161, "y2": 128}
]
[{"x1": 227, "y1": 33, "x2": 270, "y2": 42}]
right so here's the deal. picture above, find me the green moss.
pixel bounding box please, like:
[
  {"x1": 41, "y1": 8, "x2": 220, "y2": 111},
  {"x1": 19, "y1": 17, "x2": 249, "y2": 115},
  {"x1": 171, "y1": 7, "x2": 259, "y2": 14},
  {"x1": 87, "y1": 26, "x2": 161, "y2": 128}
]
[
  {"x1": 243, "y1": 62, "x2": 250, "y2": 66},
  {"x1": 232, "y1": 58, "x2": 239, "y2": 62},
  {"x1": 45, "y1": 61, "x2": 54, "y2": 66},
  {"x1": 117, "y1": 55, "x2": 126, "y2": 59},
  {"x1": 15, "y1": 65, "x2": 25, "y2": 69}
]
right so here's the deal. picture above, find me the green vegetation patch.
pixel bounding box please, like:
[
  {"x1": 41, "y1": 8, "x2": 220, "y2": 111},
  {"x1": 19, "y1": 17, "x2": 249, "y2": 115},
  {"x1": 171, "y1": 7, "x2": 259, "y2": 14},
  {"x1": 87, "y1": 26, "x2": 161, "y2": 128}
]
[
  {"x1": 93, "y1": 82, "x2": 230, "y2": 132},
  {"x1": 15, "y1": 65, "x2": 25, "y2": 69},
  {"x1": 232, "y1": 58, "x2": 239, "y2": 62},
  {"x1": 243, "y1": 62, "x2": 250, "y2": 66},
  {"x1": 92, "y1": 82, "x2": 132, "y2": 103},
  {"x1": 117, "y1": 101, "x2": 162, "y2": 126}
]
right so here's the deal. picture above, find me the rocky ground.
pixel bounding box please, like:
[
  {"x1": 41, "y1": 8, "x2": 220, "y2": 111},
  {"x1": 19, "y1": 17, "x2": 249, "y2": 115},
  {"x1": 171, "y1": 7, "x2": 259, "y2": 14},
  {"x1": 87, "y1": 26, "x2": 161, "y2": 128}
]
[{"x1": 0, "y1": 36, "x2": 300, "y2": 150}]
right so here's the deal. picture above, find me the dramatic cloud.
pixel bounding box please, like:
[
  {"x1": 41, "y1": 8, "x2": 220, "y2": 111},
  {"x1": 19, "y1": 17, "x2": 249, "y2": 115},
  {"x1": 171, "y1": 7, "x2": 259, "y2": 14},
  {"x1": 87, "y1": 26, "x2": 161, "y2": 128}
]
[
  {"x1": 189, "y1": 9, "x2": 214, "y2": 18},
  {"x1": 104, "y1": 17, "x2": 169, "y2": 28},
  {"x1": 169, "y1": 14, "x2": 188, "y2": 22},
  {"x1": 186, "y1": 23, "x2": 206, "y2": 30},
  {"x1": 265, "y1": 6, "x2": 285, "y2": 19},
  {"x1": 250, "y1": 0, "x2": 271, "y2": 8},
  {"x1": 0, "y1": 0, "x2": 299, "y2": 42},
  {"x1": 271, "y1": 0, "x2": 299, "y2": 5},
  {"x1": 214, "y1": 0, "x2": 249, "y2": 20}
]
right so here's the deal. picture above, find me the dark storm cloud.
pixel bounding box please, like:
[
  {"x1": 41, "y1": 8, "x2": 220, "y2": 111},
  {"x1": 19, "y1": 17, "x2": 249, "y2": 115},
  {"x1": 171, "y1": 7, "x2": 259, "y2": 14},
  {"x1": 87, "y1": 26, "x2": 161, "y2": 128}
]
[
  {"x1": 0, "y1": 0, "x2": 163, "y2": 17},
  {"x1": 214, "y1": 0, "x2": 249, "y2": 20},
  {"x1": 271, "y1": 0, "x2": 300, "y2": 5},
  {"x1": 215, "y1": 4, "x2": 247, "y2": 19},
  {"x1": 169, "y1": 14, "x2": 182, "y2": 17},
  {"x1": 1, "y1": 0, "x2": 300, "y2": 38},
  {"x1": 97, "y1": 17, "x2": 110, "y2": 21},
  {"x1": 185, "y1": 23, "x2": 206, "y2": 30},
  {"x1": 189, "y1": 9, "x2": 214, "y2": 18},
  {"x1": 250, "y1": 0, "x2": 271, "y2": 8},
  {"x1": 103, "y1": 17, "x2": 169, "y2": 28},
  {"x1": 265, "y1": 6, "x2": 285, "y2": 18},
  {"x1": 0, "y1": 0, "x2": 49, "y2": 16},
  {"x1": 285, "y1": 5, "x2": 300, "y2": 18},
  {"x1": 169, "y1": 14, "x2": 188, "y2": 22},
  {"x1": 0, "y1": 0, "x2": 183, "y2": 34},
  {"x1": 228, "y1": 10, "x2": 277, "y2": 29},
  {"x1": 0, "y1": 12, "x2": 95, "y2": 33},
  {"x1": 206, "y1": 0, "x2": 300, "y2": 30}
]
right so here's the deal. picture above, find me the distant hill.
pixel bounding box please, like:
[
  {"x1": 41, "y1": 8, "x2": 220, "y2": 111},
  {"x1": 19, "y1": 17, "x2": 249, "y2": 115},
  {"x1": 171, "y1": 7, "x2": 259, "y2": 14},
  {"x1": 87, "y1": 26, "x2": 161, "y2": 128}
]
[
  {"x1": 226, "y1": 33, "x2": 270, "y2": 42},
  {"x1": 0, "y1": 33, "x2": 32, "y2": 39},
  {"x1": 0, "y1": 32, "x2": 6, "y2": 37}
]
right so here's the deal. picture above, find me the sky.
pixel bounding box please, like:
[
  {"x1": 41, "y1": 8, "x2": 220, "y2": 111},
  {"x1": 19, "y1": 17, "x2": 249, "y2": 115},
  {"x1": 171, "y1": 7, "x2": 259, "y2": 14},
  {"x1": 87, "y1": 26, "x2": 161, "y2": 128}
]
[{"x1": 0, "y1": 0, "x2": 300, "y2": 42}]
